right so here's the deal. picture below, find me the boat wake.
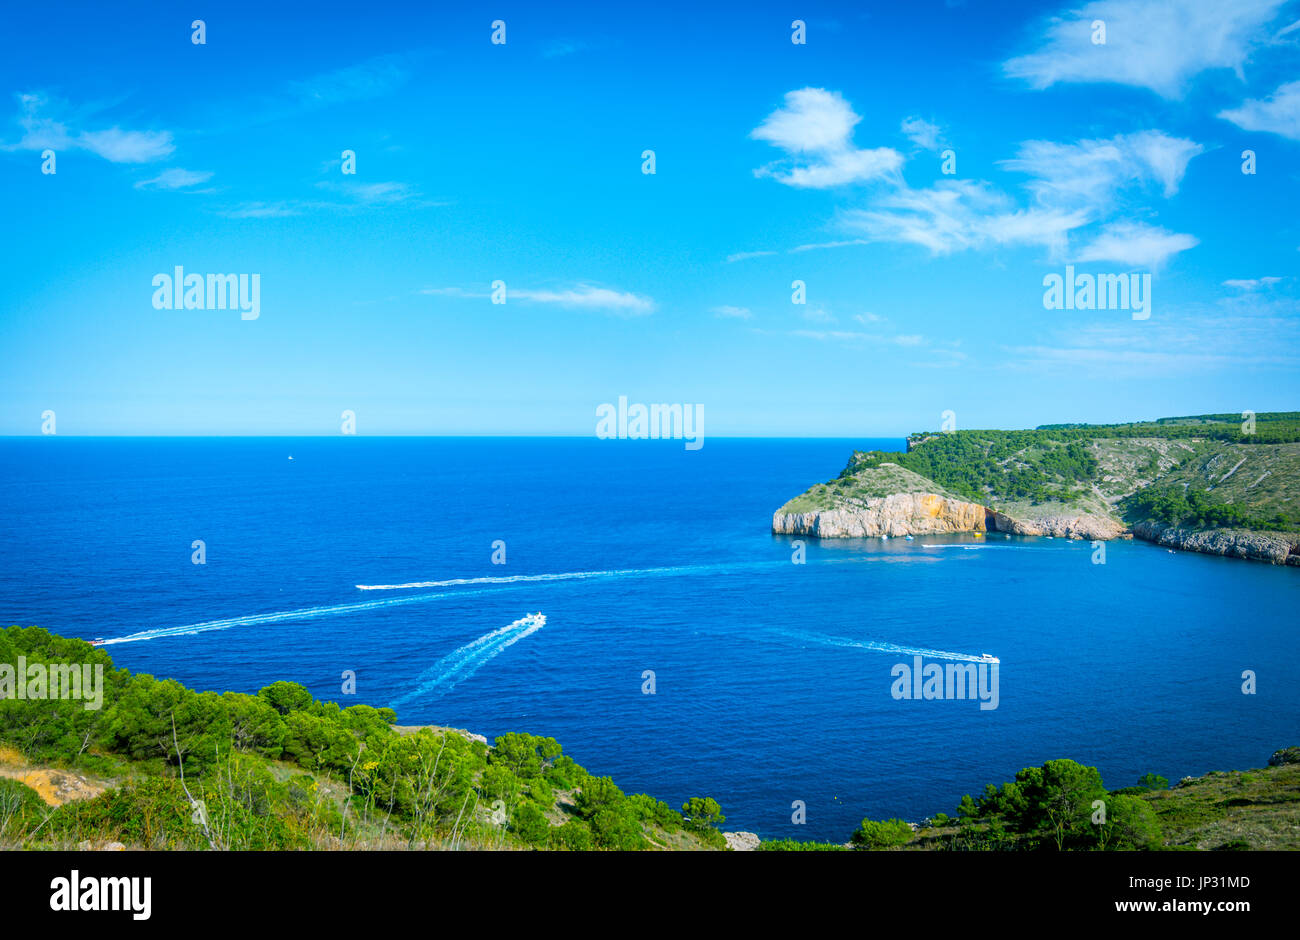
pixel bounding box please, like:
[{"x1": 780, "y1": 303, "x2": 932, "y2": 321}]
[
  {"x1": 764, "y1": 626, "x2": 991, "y2": 663},
  {"x1": 357, "y1": 562, "x2": 769, "y2": 591},
  {"x1": 97, "y1": 584, "x2": 528, "y2": 646},
  {"x1": 98, "y1": 556, "x2": 940, "y2": 647},
  {"x1": 390, "y1": 612, "x2": 546, "y2": 706},
  {"x1": 355, "y1": 554, "x2": 937, "y2": 592}
]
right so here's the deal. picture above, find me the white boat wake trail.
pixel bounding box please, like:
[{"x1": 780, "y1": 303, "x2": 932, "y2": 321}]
[
  {"x1": 390, "y1": 613, "x2": 546, "y2": 706},
  {"x1": 764, "y1": 626, "x2": 989, "y2": 663},
  {"x1": 98, "y1": 584, "x2": 528, "y2": 645},
  {"x1": 98, "y1": 556, "x2": 976, "y2": 669},
  {"x1": 355, "y1": 561, "x2": 767, "y2": 591},
  {"x1": 354, "y1": 554, "x2": 933, "y2": 592}
]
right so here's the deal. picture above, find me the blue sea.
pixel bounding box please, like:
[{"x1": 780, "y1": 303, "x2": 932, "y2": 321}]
[{"x1": 1, "y1": 437, "x2": 1297, "y2": 842}]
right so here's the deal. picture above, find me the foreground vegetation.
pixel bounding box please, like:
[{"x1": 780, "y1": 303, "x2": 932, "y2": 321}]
[
  {"x1": 762, "y1": 750, "x2": 1300, "y2": 852},
  {"x1": 0, "y1": 626, "x2": 726, "y2": 850},
  {"x1": 4, "y1": 626, "x2": 1295, "y2": 852}
]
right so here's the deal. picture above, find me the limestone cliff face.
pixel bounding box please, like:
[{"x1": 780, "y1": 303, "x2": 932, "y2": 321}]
[
  {"x1": 989, "y1": 510, "x2": 1125, "y2": 541},
  {"x1": 1131, "y1": 521, "x2": 1300, "y2": 566},
  {"x1": 772, "y1": 492, "x2": 990, "y2": 538}
]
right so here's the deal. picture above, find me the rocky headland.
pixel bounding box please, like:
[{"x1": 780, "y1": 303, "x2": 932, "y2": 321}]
[{"x1": 772, "y1": 414, "x2": 1300, "y2": 565}]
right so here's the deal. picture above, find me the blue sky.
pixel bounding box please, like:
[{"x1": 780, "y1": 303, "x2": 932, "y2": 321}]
[{"x1": 1, "y1": 0, "x2": 1298, "y2": 436}]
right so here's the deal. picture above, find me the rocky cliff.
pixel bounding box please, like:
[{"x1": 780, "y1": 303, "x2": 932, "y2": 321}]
[
  {"x1": 771, "y1": 493, "x2": 1124, "y2": 540},
  {"x1": 988, "y1": 509, "x2": 1125, "y2": 540},
  {"x1": 772, "y1": 492, "x2": 990, "y2": 538},
  {"x1": 1131, "y1": 521, "x2": 1300, "y2": 566},
  {"x1": 773, "y1": 424, "x2": 1300, "y2": 565}
]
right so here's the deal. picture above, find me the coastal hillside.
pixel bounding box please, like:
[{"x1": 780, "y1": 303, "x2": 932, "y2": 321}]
[
  {"x1": 4, "y1": 627, "x2": 1296, "y2": 852},
  {"x1": 0, "y1": 626, "x2": 726, "y2": 851},
  {"x1": 757, "y1": 749, "x2": 1300, "y2": 852},
  {"x1": 773, "y1": 412, "x2": 1300, "y2": 564}
]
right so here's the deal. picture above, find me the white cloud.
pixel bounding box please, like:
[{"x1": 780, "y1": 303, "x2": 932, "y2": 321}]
[
  {"x1": 751, "y1": 90, "x2": 1202, "y2": 264},
  {"x1": 218, "y1": 202, "x2": 302, "y2": 219},
  {"x1": 839, "y1": 180, "x2": 1091, "y2": 256},
  {"x1": 1006, "y1": 292, "x2": 1300, "y2": 376},
  {"x1": 541, "y1": 39, "x2": 591, "y2": 58},
  {"x1": 832, "y1": 125, "x2": 1200, "y2": 261},
  {"x1": 1219, "y1": 80, "x2": 1300, "y2": 140},
  {"x1": 801, "y1": 307, "x2": 836, "y2": 323},
  {"x1": 419, "y1": 286, "x2": 485, "y2": 297},
  {"x1": 751, "y1": 88, "x2": 903, "y2": 188},
  {"x1": 1001, "y1": 130, "x2": 1203, "y2": 210},
  {"x1": 315, "y1": 179, "x2": 420, "y2": 205},
  {"x1": 1073, "y1": 221, "x2": 1199, "y2": 268},
  {"x1": 513, "y1": 284, "x2": 655, "y2": 316},
  {"x1": 791, "y1": 329, "x2": 930, "y2": 347},
  {"x1": 135, "y1": 168, "x2": 213, "y2": 191},
  {"x1": 725, "y1": 250, "x2": 777, "y2": 263},
  {"x1": 901, "y1": 116, "x2": 946, "y2": 151},
  {"x1": 790, "y1": 238, "x2": 871, "y2": 253},
  {"x1": 5, "y1": 92, "x2": 173, "y2": 163},
  {"x1": 1222, "y1": 276, "x2": 1284, "y2": 290},
  {"x1": 1003, "y1": 0, "x2": 1287, "y2": 98},
  {"x1": 289, "y1": 54, "x2": 413, "y2": 107},
  {"x1": 419, "y1": 283, "x2": 655, "y2": 315},
  {"x1": 712, "y1": 305, "x2": 752, "y2": 319}
]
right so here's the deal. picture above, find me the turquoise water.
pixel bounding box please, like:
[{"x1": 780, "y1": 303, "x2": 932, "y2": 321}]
[{"x1": 1, "y1": 436, "x2": 1296, "y2": 841}]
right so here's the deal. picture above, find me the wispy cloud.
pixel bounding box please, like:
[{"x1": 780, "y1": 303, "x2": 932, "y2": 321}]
[
  {"x1": 514, "y1": 284, "x2": 655, "y2": 316},
  {"x1": 1006, "y1": 292, "x2": 1300, "y2": 376},
  {"x1": 838, "y1": 180, "x2": 1091, "y2": 256},
  {"x1": 218, "y1": 180, "x2": 433, "y2": 218},
  {"x1": 725, "y1": 249, "x2": 777, "y2": 263},
  {"x1": 423, "y1": 283, "x2": 655, "y2": 316},
  {"x1": 751, "y1": 88, "x2": 903, "y2": 188},
  {"x1": 1219, "y1": 80, "x2": 1300, "y2": 140},
  {"x1": 1001, "y1": 130, "x2": 1203, "y2": 209},
  {"x1": 135, "y1": 168, "x2": 213, "y2": 191},
  {"x1": 1073, "y1": 221, "x2": 1199, "y2": 268},
  {"x1": 796, "y1": 109, "x2": 1201, "y2": 263},
  {"x1": 1223, "y1": 276, "x2": 1284, "y2": 290},
  {"x1": 1003, "y1": 0, "x2": 1287, "y2": 98},
  {"x1": 315, "y1": 179, "x2": 422, "y2": 205},
  {"x1": 289, "y1": 54, "x2": 414, "y2": 107},
  {"x1": 711, "y1": 305, "x2": 753, "y2": 319},
  {"x1": 3, "y1": 92, "x2": 173, "y2": 163},
  {"x1": 218, "y1": 202, "x2": 304, "y2": 219},
  {"x1": 791, "y1": 329, "x2": 930, "y2": 347},
  {"x1": 541, "y1": 39, "x2": 591, "y2": 58},
  {"x1": 901, "y1": 116, "x2": 947, "y2": 151}
]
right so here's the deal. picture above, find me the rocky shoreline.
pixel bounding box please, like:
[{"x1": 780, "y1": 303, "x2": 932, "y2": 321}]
[
  {"x1": 772, "y1": 491, "x2": 1298, "y2": 566},
  {"x1": 771, "y1": 491, "x2": 1123, "y2": 542},
  {"x1": 1130, "y1": 521, "x2": 1300, "y2": 566}
]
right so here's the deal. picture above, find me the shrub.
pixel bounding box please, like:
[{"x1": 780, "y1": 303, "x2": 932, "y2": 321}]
[{"x1": 851, "y1": 817, "x2": 914, "y2": 849}]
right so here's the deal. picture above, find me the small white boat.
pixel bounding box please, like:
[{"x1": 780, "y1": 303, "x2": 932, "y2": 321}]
[
  {"x1": 89, "y1": 637, "x2": 106, "y2": 647},
  {"x1": 979, "y1": 653, "x2": 999, "y2": 663},
  {"x1": 905, "y1": 535, "x2": 914, "y2": 541},
  {"x1": 881, "y1": 534, "x2": 889, "y2": 540},
  {"x1": 288, "y1": 455, "x2": 294, "y2": 461}
]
